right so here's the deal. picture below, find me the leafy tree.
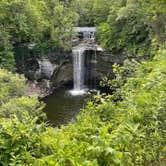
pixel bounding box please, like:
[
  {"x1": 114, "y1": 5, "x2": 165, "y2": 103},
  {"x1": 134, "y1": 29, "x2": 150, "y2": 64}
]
[
  {"x1": 72, "y1": 0, "x2": 96, "y2": 26},
  {"x1": 0, "y1": 29, "x2": 15, "y2": 71},
  {"x1": 92, "y1": 0, "x2": 111, "y2": 24},
  {"x1": 0, "y1": 69, "x2": 26, "y2": 104},
  {"x1": 49, "y1": 4, "x2": 78, "y2": 50},
  {"x1": 0, "y1": 0, "x2": 78, "y2": 70},
  {"x1": 72, "y1": 0, "x2": 110, "y2": 26},
  {"x1": 0, "y1": 0, "x2": 49, "y2": 43},
  {"x1": 97, "y1": 0, "x2": 166, "y2": 56}
]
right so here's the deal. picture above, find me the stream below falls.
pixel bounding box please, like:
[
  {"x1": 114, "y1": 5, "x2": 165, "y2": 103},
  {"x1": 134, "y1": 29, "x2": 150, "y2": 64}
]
[
  {"x1": 42, "y1": 87, "x2": 86, "y2": 127},
  {"x1": 42, "y1": 32, "x2": 99, "y2": 126}
]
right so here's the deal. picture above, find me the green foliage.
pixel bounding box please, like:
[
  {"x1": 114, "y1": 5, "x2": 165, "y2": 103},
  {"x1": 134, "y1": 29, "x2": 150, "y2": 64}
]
[
  {"x1": 50, "y1": 4, "x2": 78, "y2": 50},
  {"x1": 0, "y1": 0, "x2": 78, "y2": 70},
  {"x1": 0, "y1": 0, "x2": 49, "y2": 43},
  {"x1": 72, "y1": 0, "x2": 110, "y2": 26},
  {"x1": 97, "y1": 0, "x2": 166, "y2": 56},
  {"x1": 0, "y1": 29, "x2": 15, "y2": 71},
  {"x1": 1, "y1": 50, "x2": 165, "y2": 165},
  {"x1": 100, "y1": 59, "x2": 140, "y2": 97},
  {"x1": 0, "y1": 97, "x2": 45, "y2": 121},
  {"x1": 0, "y1": 117, "x2": 53, "y2": 166},
  {"x1": 0, "y1": 1, "x2": 165, "y2": 165},
  {"x1": 0, "y1": 69, "x2": 26, "y2": 104},
  {"x1": 0, "y1": 69, "x2": 49, "y2": 165}
]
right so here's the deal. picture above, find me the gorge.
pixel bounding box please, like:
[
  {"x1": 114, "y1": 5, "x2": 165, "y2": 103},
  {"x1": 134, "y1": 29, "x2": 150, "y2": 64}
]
[
  {"x1": 15, "y1": 27, "x2": 129, "y2": 126},
  {"x1": 15, "y1": 27, "x2": 126, "y2": 126},
  {"x1": 43, "y1": 27, "x2": 103, "y2": 126}
]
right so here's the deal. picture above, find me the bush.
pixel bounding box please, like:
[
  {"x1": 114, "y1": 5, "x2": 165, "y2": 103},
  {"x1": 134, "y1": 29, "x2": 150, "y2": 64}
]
[
  {"x1": 0, "y1": 69, "x2": 26, "y2": 104},
  {"x1": 0, "y1": 30, "x2": 15, "y2": 71},
  {"x1": 0, "y1": 69, "x2": 50, "y2": 166},
  {"x1": 0, "y1": 51, "x2": 165, "y2": 165},
  {"x1": 48, "y1": 50, "x2": 166, "y2": 165}
]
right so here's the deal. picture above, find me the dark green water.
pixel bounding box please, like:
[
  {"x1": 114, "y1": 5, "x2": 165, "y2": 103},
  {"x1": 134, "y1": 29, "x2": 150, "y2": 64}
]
[{"x1": 43, "y1": 87, "x2": 85, "y2": 126}]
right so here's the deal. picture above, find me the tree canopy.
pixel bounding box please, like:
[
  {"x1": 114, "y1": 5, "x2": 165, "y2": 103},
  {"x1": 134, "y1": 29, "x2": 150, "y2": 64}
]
[
  {"x1": 96, "y1": 0, "x2": 166, "y2": 56},
  {"x1": 0, "y1": 0, "x2": 78, "y2": 70},
  {"x1": 0, "y1": 0, "x2": 165, "y2": 70}
]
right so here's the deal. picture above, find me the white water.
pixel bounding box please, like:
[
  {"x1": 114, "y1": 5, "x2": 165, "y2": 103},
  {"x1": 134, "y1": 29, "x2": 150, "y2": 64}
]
[
  {"x1": 38, "y1": 58, "x2": 56, "y2": 79},
  {"x1": 75, "y1": 27, "x2": 96, "y2": 39},
  {"x1": 69, "y1": 27, "x2": 100, "y2": 95},
  {"x1": 69, "y1": 47, "x2": 87, "y2": 96}
]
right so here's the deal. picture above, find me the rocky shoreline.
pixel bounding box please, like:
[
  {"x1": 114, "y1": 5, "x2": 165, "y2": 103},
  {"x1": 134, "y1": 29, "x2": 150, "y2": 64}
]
[{"x1": 26, "y1": 80, "x2": 51, "y2": 98}]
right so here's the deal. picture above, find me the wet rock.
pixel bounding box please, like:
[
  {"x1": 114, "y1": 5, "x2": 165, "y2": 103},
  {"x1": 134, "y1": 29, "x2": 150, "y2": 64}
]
[
  {"x1": 50, "y1": 51, "x2": 120, "y2": 90},
  {"x1": 38, "y1": 58, "x2": 57, "y2": 79},
  {"x1": 15, "y1": 43, "x2": 131, "y2": 96},
  {"x1": 51, "y1": 63, "x2": 73, "y2": 89}
]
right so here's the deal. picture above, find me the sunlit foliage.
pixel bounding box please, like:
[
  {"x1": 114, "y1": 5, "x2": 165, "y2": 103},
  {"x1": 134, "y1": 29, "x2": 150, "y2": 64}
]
[
  {"x1": 97, "y1": 0, "x2": 166, "y2": 56},
  {"x1": 0, "y1": 0, "x2": 78, "y2": 70},
  {"x1": 0, "y1": 50, "x2": 166, "y2": 165}
]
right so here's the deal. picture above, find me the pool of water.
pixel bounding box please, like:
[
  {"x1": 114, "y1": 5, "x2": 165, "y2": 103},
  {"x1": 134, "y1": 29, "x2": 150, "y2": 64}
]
[{"x1": 43, "y1": 87, "x2": 86, "y2": 126}]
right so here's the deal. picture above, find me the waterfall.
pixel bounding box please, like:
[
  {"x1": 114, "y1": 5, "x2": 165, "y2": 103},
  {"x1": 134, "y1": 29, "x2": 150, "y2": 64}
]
[
  {"x1": 73, "y1": 48, "x2": 84, "y2": 90},
  {"x1": 69, "y1": 47, "x2": 86, "y2": 96},
  {"x1": 69, "y1": 27, "x2": 101, "y2": 95}
]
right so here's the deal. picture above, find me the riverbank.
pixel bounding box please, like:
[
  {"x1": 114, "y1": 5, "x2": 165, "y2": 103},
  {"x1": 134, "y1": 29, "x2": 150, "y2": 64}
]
[{"x1": 26, "y1": 80, "x2": 51, "y2": 98}]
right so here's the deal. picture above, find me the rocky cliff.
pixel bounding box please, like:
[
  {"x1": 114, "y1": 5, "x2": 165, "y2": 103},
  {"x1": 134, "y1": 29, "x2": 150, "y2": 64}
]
[{"x1": 15, "y1": 43, "x2": 130, "y2": 97}]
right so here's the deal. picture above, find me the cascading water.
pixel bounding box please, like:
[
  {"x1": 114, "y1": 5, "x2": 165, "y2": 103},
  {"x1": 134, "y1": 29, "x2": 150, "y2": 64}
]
[
  {"x1": 69, "y1": 47, "x2": 87, "y2": 96},
  {"x1": 73, "y1": 48, "x2": 84, "y2": 90},
  {"x1": 69, "y1": 27, "x2": 100, "y2": 95}
]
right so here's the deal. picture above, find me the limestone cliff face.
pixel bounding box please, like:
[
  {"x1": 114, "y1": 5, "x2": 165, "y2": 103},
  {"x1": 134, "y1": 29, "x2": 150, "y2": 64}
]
[
  {"x1": 15, "y1": 45, "x2": 72, "y2": 81},
  {"x1": 15, "y1": 45, "x2": 129, "y2": 95},
  {"x1": 50, "y1": 51, "x2": 128, "y2": 89}
]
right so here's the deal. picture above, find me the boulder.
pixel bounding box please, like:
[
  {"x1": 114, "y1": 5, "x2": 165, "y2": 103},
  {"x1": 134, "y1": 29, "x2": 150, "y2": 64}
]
[{"x1": 51, "y1": 63, "x2": 73, "y2": 88}]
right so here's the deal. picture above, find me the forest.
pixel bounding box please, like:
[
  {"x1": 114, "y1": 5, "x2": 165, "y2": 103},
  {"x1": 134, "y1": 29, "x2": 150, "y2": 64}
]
[{"x1": 0, "y1": 0, "x2": 166, "y2": 165}]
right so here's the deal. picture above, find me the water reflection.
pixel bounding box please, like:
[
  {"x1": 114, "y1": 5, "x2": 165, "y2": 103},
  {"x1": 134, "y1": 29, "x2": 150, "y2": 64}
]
[{"x1": 43, "y1": 87, "x2": 85, "y2": 127}]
